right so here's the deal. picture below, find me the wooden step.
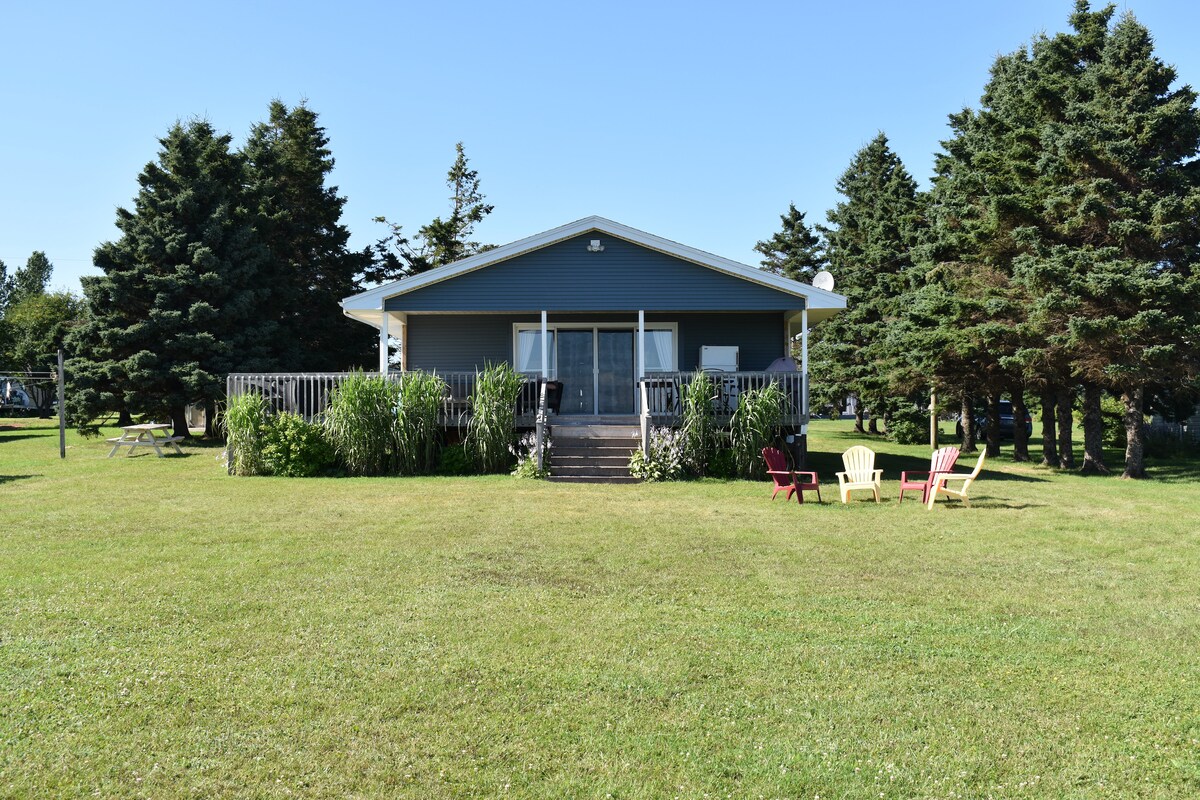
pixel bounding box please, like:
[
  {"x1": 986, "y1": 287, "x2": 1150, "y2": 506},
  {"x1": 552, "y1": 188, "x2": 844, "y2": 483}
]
[{"x1": 547, "y1": 475, "x2": 641, "y2": 484}]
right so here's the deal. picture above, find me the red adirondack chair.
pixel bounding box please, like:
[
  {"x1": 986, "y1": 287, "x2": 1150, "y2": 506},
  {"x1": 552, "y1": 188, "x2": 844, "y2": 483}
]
[
  {"x1": 899, "y1": 445, "x2": 960, "y2": 504},
  {"x1": 762, "y1": 447, "x2": 822, "y2": 504}
]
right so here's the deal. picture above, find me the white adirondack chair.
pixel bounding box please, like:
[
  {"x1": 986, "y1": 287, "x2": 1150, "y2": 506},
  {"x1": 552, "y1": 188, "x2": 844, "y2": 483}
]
[
  {"x1": 927, "y1": 451, "x2": 987, "y2": 509},
  {"x1": 836, "y1": 445, "x2": 883, "y2": 503}
]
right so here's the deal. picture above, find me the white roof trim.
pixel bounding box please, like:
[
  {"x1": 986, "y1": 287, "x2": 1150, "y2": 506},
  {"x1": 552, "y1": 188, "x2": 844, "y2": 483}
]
[{"x1": 341, "y1": 215, "x2": 847, "y2": 312}]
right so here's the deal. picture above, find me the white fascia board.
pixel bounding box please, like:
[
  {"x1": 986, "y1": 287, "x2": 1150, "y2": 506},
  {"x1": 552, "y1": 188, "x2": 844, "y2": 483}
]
[{"x1": 341, "y1": 215, "x2": 848, "y2": 312}]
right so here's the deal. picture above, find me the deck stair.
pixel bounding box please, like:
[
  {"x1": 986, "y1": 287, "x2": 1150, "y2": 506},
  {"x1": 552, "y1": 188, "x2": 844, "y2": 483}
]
[{"x1": 548, "y1": 418, "x2": 641, "y2": 484}]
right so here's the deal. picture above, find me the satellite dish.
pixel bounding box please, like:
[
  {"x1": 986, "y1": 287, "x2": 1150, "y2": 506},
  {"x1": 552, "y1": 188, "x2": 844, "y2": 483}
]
[{"x1": 812, "y1": 270, "x2": 835, "y2": 292}]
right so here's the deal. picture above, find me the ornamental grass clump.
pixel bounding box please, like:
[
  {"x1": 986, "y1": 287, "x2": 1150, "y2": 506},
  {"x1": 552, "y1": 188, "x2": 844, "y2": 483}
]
[
  {"x1": 394, "y1": 371, "x2": 446, "y2": 475},
  {"x1": 223, "y1": 391, "x2": 271, "y2": 476},
  {"x1": 679, "y1": 371, "x2": 717, "y2": 476},
  {"x1": 728, "y1": 381, "x2": 784, "y2": 479},
  {"x1": 465, "y1": 363, "x2": 526, "y2": 473},
  {"x1": 322, "y1": 372, "x2": 400, "y2": 477}
]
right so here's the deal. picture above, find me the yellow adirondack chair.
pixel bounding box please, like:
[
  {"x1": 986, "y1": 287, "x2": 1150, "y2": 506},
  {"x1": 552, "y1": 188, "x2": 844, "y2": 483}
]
[
  {"x1": 927, "y1": 451, "x2": 987, "y2": 509},
  {"x1": 836, "y1": 445, "x2": 883, "y2": 503}
]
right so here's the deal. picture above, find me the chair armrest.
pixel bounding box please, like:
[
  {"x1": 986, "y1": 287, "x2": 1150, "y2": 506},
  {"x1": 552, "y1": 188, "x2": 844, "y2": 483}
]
[
  {"x1": 899, "y1": 470, "x2": 931, "y2": 482},
  {"x1": 792, "y1": 471, "x2": 819, "y2": 482},
  {"x1": 872, "y1": 470, "x2": 884, "y2": 481},
  {"x1": 766, "y1": 469, "x2": 795, "y2": 479}
]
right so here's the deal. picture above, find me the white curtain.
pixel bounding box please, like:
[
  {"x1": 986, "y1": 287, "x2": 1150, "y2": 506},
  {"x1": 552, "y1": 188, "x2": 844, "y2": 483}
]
[
  {"x1": 517, "y1": 330, "x2": 554, "y2": 374},
  {"x1": 645, "y1": 330, "x2": 674, "y2": 371}
]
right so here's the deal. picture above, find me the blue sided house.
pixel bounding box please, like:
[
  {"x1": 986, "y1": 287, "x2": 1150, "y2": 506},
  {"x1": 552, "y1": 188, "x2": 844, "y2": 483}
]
[{"x1": 336, "y1": 217, "x2": 845, "y2": 478}]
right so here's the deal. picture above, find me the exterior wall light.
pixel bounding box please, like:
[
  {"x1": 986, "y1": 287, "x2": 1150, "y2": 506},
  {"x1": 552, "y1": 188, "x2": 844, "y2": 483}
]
[{"x1": 587, "y1": 239, "x2": 605, "y2": 252}]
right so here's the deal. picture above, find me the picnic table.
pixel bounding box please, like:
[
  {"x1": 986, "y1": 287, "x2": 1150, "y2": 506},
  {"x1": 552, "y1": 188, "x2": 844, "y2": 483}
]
[{"x1": 107, "y1": 423, "x2": 184, "y2": 458}]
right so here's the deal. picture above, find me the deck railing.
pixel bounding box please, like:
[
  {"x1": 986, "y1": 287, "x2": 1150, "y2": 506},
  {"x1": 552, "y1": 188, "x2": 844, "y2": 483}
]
[
  {"x1": 225, "y1": 371, "x2": 540, "y2": 427},
  {"x1": 639, "y1": 371, "x2": 807, "y2": 426}
]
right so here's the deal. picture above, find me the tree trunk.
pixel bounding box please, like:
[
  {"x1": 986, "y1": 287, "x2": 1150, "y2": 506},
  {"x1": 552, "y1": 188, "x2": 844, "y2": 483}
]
[
  {"x1": 1056, "y1": 389, "x2": 1075, "y2": 469},
  {"x1": 1011, "y1": 388, "x2": 1029, "y2": 462},
  {"x1": 171, "y1": 405, "x2": 189, "y2": 439},
  {"x1": 985, "y1": 393, "x2": 1001, "y2": 457},
  {"x1": 868, "y1": 414, "x2": 880, "y2": 435},
  {"x1": 960, "y1": 395, "x2": 977, "y2": 453},
  {"x1": 204, "y1": 399, "x2": 217, "y2": 439},
  {"x1": 1079, "y1": 382, "x2": 1109, "y2": 476},
  {"x1": 1039, "y1": 392, "x2": 1058, "y2": 467},
  {"x1": 117, "y1": 406, "x2": 133, "y2": 427},
  {"x1": 854, "y1": 404, "x2": 865, "y2": 434},
  {"x1": 1121, "y1": 386, "x2": 1146, "y2": 479}
]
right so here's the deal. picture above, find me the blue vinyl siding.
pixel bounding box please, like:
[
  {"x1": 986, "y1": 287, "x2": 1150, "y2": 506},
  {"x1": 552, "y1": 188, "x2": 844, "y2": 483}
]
[
  {"x1": 677, "y1": 314, "x2": 785, "y2": 372},
  {"x1": 405, "y1": 312, "x2": 784, "y2": 374},
  {"x1": 385, "y1": 233, "x2": 806, "y2": 313}
]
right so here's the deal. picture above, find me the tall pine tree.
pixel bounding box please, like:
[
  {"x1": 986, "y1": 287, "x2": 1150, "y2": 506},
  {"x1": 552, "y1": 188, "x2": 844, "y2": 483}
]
[
  {"x1": 70, "y1": 119, "x2": 276, "y2": 436},
  {"x1": 754, "y1": 204, "x2": 826, "y2": 281},
  {"x1": 370, "y1": 142, "x2": 494, "y2": 281},
  {"x1": 808, "y1": 133, "x2": 924, "y2": 432},
  {"x1": 243, "y1": 100, "x2": 375, "y2": 371}
]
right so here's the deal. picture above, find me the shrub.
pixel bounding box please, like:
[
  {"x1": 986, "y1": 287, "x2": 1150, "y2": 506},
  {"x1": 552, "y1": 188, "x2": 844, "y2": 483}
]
[
  {"x1": 261, "y1": 413, "x2": 336, "y2": 477},
  {"x1": 437, "y1": 444, "x2": 473, "y2": 476},
  {"x1": 511, "y1": 431, "x2": 551, "y2": 479},
  {"x1": 223, "y1": 391, "x2": 270, "y2": 476},
  {"x1": 629, "y1": 427, "x2": 685, "y2": 482},
  {"x1": 466, "y1": 363, "x2": 526, "y2": 473},
  {"x1": 728, "y1": 382, "x2": 784, "y2": 479},
  {"x1": 395, "y1": 371, "x2": 446, "y2": 475},
  {"x1": 323, "y1": 372, "x2": 400, "y2": 477},
  {"x1": 679, "y1": 372, "x2": 716, "y2": 476},
  {"x1": 886, "y1": 404, "x2": 929, "y2": 445},
  {"x1": 707, "y1": 446, "x2": 737, "y2": 479}
]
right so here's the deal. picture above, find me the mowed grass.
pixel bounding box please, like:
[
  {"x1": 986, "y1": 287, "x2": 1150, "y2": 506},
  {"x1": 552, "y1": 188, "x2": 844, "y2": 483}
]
[{"x1": 1, "y1": 418, "x2": 1199, "y2": 799}]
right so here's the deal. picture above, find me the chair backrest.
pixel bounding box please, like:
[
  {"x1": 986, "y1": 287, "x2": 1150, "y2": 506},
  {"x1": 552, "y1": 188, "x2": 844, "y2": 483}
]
[
  {"x1": 963, "y1": 450, "x2": 987, "y2": 480},
  {"x1": 841, "y1": 445, "x2": 876, "y2": 480},
  {"x1": 931, "y1": 446, "x2": 960, "y2": 474},
  {"x1": 762, "y1": 447, "x2": 787, "y2": 473}
]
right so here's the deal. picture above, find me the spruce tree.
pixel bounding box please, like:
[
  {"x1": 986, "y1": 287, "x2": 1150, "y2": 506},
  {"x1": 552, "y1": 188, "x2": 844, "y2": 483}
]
[
  {"x1": 1010, "y1": 5, "x2": 1200, "y2": 478},
  {"x1": 808, "y1": 133, "x2": 924, "y2": 432},
  {"x1": 754, "y1": 204, "x2": 826, "y2": 281},
  {"x1": 71, "y1": 119, "x2": 276, "y2": 436},
  {"x1": 370, "y1": 142, "x2": 494, "y2": 281},
  {"x1": 243, "y1": 100, "x2": 374, "y2": 371}
]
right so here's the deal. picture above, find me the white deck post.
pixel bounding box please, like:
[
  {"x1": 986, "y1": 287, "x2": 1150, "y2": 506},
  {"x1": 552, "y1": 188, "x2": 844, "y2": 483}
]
[
  {"x1": 637, "y1": 310, "x2": 645, "y2": 379},
  {"x1": 541, "y1": 310, "x2": 549, "y2": 379},
  {"x1": 801, "y1": 306, "x2": 809, "y2": 424},
  {"x1": 379, "y1": 310, "x2": 390, "y2": 376}
]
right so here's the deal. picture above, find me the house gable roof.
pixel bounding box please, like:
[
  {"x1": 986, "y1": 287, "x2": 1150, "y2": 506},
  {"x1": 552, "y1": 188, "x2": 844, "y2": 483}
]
[{"x1": 342, "y1": 216, "x2": 845, "y2": 325}]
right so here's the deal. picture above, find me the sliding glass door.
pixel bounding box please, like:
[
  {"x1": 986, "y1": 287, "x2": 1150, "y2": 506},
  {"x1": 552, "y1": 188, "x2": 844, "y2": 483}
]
[
  {"x1": 557, "y1": 330, "x2": 594, "y2": 414},
  {"x1": 597, "y1": 330, "x2": 634, "y2": 414}
]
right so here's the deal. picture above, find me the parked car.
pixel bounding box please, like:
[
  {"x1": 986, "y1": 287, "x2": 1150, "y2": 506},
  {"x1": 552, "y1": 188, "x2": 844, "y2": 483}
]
[
  {"x1": 1, "y1": 382, "x2": 38, "y2": 416},
  {"x1": 956, "y1": 399, "x2": 1032, "y2": 439}
]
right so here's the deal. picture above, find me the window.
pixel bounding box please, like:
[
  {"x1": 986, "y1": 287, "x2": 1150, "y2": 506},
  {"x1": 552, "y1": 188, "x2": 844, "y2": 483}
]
[
  {"x1": 516, "y1": 329, "x2": 554, "y2": 374},
  {"x1": 643, "y1": 329, "x2": 675, "y2": 371}
]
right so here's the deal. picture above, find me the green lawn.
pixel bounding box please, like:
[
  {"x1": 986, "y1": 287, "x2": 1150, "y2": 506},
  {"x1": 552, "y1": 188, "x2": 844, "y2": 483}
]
[{"x1": 2, "y1": 417, "x2": 1198, "y2": 798}]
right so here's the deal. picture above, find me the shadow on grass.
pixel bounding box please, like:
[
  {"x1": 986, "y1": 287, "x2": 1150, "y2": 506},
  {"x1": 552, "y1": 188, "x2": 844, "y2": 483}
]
[
  {"x1": 0, "y1": 474, "x2": 39, "y2": 484},
  {"x1": 806, "y1": 447, "x2": 1048, "y2": 484},
  {"x1": 0, "y1": 433, "x2": 44, "y2": 444}
]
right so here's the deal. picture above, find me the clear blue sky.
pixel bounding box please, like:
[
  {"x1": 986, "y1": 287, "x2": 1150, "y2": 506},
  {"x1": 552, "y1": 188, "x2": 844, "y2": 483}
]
[{"x1": 3, "y1": 1, "x2": 1199, "y2": 296}]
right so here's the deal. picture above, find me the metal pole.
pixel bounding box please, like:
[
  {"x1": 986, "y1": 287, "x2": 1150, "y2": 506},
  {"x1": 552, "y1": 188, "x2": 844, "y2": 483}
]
[
  {"x1": 930, "y1": 389, "x2": 938, "y2": 450},
  {"x1": 57, "y1": 350, "x2": 66, "y2": 459},
  {"x1": 801, "y1": 307, "x2": 809, "y2": 423}
]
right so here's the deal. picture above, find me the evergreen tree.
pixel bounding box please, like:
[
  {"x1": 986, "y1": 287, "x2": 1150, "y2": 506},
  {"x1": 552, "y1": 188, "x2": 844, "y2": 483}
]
[
  {"x1": 754, "y1": 204, "x2": 826, "y2": 281},
  {"x1": 808, "y1": 133, "x2": 924, "y2": 432},
  {"x1": 9, "y1": 252, "x2": 54, "y2": 307},
  {"x1": 370, "y1": 142, "x2": 494, "y2": 281},
  {"x1": 69, "y1": 119, "x2": 276, "y2": 436},
  {"x1": 243, "y1": 100, "x2": 375, "y2": 371},
  {"x1": 1009, "y1": 4, "x2": 1200, "y2": 478}
]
